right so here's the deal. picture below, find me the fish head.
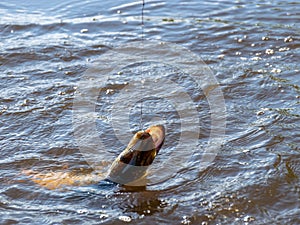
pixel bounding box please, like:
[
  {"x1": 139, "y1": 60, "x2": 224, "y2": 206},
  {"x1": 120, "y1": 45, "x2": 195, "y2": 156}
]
[
  {"x1": 120, "y1": 125, "x2": 165, "y2": 166},
  {"x1": 107, "y1": 125, "x2": 165, "y2": 185}
]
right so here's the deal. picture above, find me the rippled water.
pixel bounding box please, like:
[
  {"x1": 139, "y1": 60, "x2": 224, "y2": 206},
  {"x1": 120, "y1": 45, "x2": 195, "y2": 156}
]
[{"x1": 1, "y1": 0, "x2": 299, "y2": 224}]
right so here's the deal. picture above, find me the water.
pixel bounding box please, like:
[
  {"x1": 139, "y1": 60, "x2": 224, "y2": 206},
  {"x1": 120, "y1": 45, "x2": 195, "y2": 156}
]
[{"x1": 1, "y1": 0, "x2": 299, "y2": 224}]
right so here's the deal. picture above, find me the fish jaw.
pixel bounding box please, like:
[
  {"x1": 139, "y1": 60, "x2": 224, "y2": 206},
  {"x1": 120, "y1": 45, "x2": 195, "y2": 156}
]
[
  {"x1": 107, "y1": 125, "x2": 165, "y2": 186},
  {"x1": 145, "y1": 125, "x2": 165, "y2": 153}
]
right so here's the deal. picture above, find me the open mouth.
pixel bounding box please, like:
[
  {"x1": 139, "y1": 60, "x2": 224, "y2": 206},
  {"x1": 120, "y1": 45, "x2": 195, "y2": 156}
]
[
  {"x1": 119, "y1": 125, "x2": 165, "y2": 166},
  {"x1": 106, "y1": 125, "x2": 165, "y2": 185},
  {"x1": 145, "y1": 125, "x2": 165, "y2": 153}
]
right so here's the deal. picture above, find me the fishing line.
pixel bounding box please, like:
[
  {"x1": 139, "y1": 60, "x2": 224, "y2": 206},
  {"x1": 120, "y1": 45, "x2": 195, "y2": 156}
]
[{"x1": 140, "y1": 0, "x2": 145, "y2": 130}]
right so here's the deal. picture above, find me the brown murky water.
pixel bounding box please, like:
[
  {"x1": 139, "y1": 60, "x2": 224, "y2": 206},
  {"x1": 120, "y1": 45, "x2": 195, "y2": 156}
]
[{"x1": 1, "y1": 0, "x2": 299, "y2": 224}]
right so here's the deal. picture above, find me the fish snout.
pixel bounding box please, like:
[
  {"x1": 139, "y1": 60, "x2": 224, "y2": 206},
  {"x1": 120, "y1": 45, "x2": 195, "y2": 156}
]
[{"x1": 145, "y1": 125, "x2": 165, "y2": 152}]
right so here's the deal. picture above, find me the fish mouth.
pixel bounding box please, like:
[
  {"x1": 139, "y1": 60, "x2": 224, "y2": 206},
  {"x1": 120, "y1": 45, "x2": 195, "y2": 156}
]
[
  {"x1": 119, "y1": 125, "x2": 165, "y2": 166},
  {"x1": 145, "y1": 125, "x2": 165, "y2": 154},
  {"x1": 106, "y1": 125, "x2": 165, "y2": 185}
]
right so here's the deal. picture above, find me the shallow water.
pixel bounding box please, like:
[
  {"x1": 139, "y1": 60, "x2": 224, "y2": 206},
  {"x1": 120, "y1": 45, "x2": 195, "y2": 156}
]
[{"x1": 1, "y1": 0, "x2": 300, "y2": 224}]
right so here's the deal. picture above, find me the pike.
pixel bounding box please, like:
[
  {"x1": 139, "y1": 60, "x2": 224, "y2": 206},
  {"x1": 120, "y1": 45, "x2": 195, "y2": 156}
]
[{"x1": 23, "y1": 125, "x2": 165, "y2": 189}]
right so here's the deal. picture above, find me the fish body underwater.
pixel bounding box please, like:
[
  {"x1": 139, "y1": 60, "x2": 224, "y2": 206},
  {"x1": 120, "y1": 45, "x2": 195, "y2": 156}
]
[{"x1": 23, "y1": 125, "x2": 165, "y2": 189}]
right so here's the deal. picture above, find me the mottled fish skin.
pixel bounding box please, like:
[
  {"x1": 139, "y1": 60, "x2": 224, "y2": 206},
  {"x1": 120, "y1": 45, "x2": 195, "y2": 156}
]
[
  {"x1": 23, "y1": 125, "x2": 165, "y2": 189},
  {"x1": 22, "y1": 170, "x2": 105, "y2": 190}
]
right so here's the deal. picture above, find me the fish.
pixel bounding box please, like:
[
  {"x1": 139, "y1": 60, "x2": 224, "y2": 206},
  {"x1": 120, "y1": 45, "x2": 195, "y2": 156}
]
[{"x1": 23, "y1": 125, "x2": 165, "y2": 189}]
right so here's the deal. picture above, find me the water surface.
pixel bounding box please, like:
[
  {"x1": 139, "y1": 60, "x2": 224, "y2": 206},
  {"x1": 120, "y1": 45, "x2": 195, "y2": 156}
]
[{"x1": 0, "y1": 0, "x2": 299, "y2": 224}]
